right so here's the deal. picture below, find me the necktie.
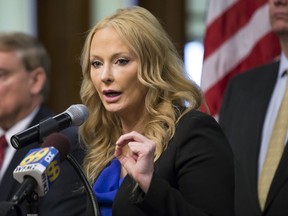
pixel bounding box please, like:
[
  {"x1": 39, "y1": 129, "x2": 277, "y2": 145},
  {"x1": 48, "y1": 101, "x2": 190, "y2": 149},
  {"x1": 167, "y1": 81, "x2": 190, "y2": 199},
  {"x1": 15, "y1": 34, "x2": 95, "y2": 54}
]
[
  {"x1": 0, "y1": 135, "x2": 7, "y2": 170},
  {"x1": 258, "y1": 74, "x2": 288, "y2": 210}
]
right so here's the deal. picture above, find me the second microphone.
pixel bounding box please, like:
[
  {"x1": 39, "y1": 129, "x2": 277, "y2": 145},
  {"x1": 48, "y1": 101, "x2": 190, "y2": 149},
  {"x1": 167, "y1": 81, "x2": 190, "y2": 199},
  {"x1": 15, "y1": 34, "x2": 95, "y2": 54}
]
[{"x1": 10, "y1": 104, "x2": 89, "y2": 149}]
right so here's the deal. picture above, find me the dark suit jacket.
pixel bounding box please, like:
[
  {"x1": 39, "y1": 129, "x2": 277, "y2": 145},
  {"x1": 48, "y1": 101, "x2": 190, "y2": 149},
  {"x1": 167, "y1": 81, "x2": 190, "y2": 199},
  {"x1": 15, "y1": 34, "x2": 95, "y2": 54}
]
[
  {"x1": 111, "y1": 110, "x2": 235, "y2": 216},
  {"x1": 219, "y1": 60, "x2": 288, "y2": 216},
  {"x1": 0, "y1": 106, "x2": 87, "y2": 216}
]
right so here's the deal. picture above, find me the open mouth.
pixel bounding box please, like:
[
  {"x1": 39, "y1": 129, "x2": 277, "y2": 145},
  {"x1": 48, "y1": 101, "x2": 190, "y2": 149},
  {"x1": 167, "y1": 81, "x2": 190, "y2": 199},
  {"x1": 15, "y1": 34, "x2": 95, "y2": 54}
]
[{"x1": 103, "y1": 90, "x2": 121, "y2": 97}]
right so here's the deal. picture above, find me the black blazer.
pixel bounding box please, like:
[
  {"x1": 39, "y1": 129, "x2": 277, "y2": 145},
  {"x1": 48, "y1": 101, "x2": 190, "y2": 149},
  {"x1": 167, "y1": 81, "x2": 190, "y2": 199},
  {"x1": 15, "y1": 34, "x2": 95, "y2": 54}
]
[
  {"x1": 111, "y1": 110, "x2": 235, "y2": 216},
  {"x1": 0, "y1": 106, "x2": 87, "y2": 216},
  {"x1": 219, "y1": 61, "x2": 288, "y2": 216}
]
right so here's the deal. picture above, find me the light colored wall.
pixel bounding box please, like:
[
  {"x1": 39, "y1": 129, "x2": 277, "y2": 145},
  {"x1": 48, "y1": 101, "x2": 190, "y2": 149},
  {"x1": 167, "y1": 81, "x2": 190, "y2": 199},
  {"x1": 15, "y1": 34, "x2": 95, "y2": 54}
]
[
  {"x1": 0, "y1": 0, "x2": 37, "y2": 35},
  {"x1": 185, "y1": 0, "x2": 209, "y2": 41},
  {"x1": 90, "y1": 0, "x2": 137, "y2": 26},
  {"x1": 0, "y1": 0, "x2": 208, "y2": 40},
  {"x1": 184, "y1": 0, "x2": 209, "y2": 85}
]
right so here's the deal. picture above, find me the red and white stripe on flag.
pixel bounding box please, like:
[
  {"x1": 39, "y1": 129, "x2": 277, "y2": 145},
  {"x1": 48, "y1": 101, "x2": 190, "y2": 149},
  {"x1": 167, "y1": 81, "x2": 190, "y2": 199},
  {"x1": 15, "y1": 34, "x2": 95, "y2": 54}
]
[{"x1": 200, "y1": 0, "x2": 281, "y2": 117}]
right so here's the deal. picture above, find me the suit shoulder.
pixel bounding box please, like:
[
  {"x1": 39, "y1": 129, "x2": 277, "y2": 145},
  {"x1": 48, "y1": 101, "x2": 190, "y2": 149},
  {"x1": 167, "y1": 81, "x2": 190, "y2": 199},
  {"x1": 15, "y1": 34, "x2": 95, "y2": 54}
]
[
  {"x1": 231, "y1": 61, "x2": 279, "y2": 84},
  {"x1": 177, "y1": 109, "x2": 219, "y2": 130}
]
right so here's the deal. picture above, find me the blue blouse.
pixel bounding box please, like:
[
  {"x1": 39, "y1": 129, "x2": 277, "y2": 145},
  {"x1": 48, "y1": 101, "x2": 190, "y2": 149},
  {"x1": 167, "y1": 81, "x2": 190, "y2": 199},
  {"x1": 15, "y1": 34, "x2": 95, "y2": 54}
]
[{"x1": 93, "y1": 159, "x2": 124, "y2": 216}]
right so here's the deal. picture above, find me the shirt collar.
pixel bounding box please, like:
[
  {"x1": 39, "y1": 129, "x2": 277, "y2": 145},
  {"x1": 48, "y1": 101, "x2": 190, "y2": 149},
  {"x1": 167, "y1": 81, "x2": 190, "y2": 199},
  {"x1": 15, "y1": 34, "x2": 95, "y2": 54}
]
[
  {"x1": 0, "y1": 106, "x2": 40, "y2": 146},
  {"x1": 279, "y1": 52, "x2": 288, "y2": 77}
]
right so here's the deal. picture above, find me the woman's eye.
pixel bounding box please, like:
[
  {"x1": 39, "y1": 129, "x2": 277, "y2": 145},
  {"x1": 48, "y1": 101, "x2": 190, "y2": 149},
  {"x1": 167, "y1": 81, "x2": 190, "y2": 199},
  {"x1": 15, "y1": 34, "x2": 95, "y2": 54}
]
[
  {"x1": 91, "y1": 60, "x2": 102, "y2": 68},
  {"x1": 116, "y1": 58, "x2": 129, "y2": 65}
]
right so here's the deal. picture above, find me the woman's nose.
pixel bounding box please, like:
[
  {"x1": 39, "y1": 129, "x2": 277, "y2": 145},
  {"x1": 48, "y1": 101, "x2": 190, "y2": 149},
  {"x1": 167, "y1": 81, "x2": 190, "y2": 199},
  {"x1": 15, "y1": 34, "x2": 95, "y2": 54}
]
[{"x1": 101, "y1": 65, "x2": 114, "y2": 83}]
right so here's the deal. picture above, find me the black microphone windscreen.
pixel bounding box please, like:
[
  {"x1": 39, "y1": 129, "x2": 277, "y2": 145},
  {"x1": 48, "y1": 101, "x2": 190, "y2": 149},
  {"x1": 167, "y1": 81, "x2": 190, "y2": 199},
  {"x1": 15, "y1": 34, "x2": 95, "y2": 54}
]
[{"x1": 41, "y1": 133, "x2": 70, "y2": 162}]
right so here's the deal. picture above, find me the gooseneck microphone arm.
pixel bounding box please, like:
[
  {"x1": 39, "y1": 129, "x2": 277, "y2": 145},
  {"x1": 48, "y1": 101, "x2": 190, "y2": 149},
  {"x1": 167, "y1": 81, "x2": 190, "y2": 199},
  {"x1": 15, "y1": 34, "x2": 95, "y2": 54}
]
[{"x1": 66, "y1": 154, "x2": 99, "y2": 216}]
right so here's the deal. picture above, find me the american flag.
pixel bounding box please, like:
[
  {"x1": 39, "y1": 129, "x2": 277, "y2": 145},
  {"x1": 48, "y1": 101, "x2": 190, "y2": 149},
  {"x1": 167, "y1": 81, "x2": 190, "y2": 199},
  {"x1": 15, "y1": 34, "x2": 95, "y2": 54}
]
[{"x1": 200, "y1": 0, "x2": 281, "y2": 117}]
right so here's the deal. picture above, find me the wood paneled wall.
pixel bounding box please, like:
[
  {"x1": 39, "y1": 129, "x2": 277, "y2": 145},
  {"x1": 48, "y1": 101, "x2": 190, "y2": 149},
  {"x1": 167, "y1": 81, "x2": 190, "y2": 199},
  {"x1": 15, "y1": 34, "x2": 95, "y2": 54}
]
[
  {"x1": 37, "y1": 0, "x2": 89, "y2": 113},
  {"x1": 139, "y1": 0, "x2": 186, "y2": 56}
]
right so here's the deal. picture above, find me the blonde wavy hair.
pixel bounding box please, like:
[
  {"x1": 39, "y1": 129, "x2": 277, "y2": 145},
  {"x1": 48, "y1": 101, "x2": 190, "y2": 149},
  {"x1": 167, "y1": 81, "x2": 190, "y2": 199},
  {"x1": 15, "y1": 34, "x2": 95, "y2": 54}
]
[{"x1": 80, "y1": 6, "x2": 204, "y2": 184}]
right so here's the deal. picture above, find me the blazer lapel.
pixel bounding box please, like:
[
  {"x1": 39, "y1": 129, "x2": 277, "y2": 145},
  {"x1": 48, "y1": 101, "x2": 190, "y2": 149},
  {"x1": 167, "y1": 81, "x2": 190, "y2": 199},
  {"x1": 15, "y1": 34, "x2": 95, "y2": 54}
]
[{"x1": 0, "y1": 147, "x2": 31, "y2": 200}]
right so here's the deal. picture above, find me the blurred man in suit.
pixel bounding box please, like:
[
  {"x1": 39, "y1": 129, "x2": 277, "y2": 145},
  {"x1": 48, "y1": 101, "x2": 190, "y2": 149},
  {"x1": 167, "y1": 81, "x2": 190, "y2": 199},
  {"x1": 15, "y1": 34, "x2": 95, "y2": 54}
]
[
  {"x1": 0, "y1": 32, "x2": 87, "y2": 215},
  {"x1": 219, "y1": 0, "x2": 288, "y2": 215}
]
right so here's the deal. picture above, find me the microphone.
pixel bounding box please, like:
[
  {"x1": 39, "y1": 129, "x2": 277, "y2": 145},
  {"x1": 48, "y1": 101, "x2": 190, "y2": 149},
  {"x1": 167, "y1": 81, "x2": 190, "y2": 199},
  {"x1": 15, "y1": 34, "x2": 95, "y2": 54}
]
[
  {"x1": 11, "y1": 133, "x2": 70, "y2": 205},
  {"x1": 10, "y1": 104, "x2": 88, "y2": 149}
]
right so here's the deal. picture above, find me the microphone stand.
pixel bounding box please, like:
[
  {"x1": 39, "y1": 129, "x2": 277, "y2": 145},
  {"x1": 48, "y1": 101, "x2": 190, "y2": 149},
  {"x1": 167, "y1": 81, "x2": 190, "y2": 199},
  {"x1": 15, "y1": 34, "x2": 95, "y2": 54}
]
[
  {"x1": 66, "y1": 154, "x2": 99, "y2": 216},
  {"x1": 0, "y1": 201, "x2": 22, "y2": 216},
  {"x1": 0, "y1": 185, "x2": 39, "y2": 216},
  {"x1": 25, "y1": 192, "x2": 39, "y2": 216}
]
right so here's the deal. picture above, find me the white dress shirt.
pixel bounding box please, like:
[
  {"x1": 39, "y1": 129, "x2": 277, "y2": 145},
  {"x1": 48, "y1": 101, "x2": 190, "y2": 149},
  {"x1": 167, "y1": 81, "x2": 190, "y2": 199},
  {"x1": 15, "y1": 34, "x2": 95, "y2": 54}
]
[{"x1": 0, "y1": 106, "x2": 39, "y2": 182}]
